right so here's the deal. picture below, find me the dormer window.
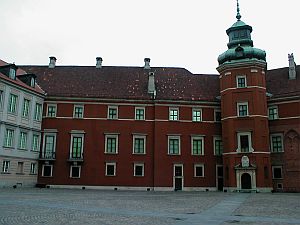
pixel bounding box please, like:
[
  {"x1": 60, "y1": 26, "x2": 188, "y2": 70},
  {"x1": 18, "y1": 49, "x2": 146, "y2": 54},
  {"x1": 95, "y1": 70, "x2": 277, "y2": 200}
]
[
  {"x1": 9, "y1": 68, "x2": 16, "y2": 79},
  {"x1": 30, "y1": 77, "x2": 35, "y2": 87}
]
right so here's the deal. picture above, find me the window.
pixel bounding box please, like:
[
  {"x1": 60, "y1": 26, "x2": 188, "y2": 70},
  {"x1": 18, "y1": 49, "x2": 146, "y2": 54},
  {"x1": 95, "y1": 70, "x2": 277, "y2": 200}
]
[
  {"x1": 0, "y1": 90, "x2": 3, "y2": 109},
  {"x1": 192, "y1": 109, "x2": 202, "y2": 122},
  {"x1": 9, "y1": 68, "x2": 16, "y2": 79},
  {"x1": 34, "y1": 103, "x2": 42, "y2": 121},
  {"x1": 133, "y1": 135, "x2": 146, "y2": 154},
  {"x1": 236, "y1": 75, "x2": 247, "y2": 88},
  {"x1": 47, "y1": 104, "x2": 57, "y2": 117},
  {"x1": 30, "y1": 163, "x2": 37, "y2": 174},
  {"x1": 134, "y1": 163, "x2": 144, "y2": 177},
  {"x1": 70, "y1": 166, "x2": 81, "y2": 178},
  {"x1": 268, "y1": 106, "x2": 278, "y2": 120},
  {"x1": 70, "y1": 135, "x2": 83, "y2": 159},
  {"x1": 169, "y1": 108, "x2": 179, "y2": 121},
  {"x1": 73, "y1": 105, "x2": 84, "y2": 118},
  {"x1": 237, "y1": 102, "x2": 248, "y2": 117},
  {"x1": 194, "y1": 164, "x2": 204, "y2": 177},
  {"x1": 272, "y1": 166, "x2": 283, "y2": 179},
  {"x1": 191, "y1": 136, "x2": 204, "y2": 155},
  {"x1": 237, "y1": 132, "x2": 253, "y2": 152},
  {"x1": 17, "y1": 162, "x2": 24, "y2": 174},
  {"x1": 32, "y1": 134, "x2": 40, "y2": 152},
  {"x1": 108, "y1": 106, "x2": 118, "y2": 119},
  {"x1": 168, "y1": 136, "x2": 180, "y2": 155},
  {"x1": 215, "y1": 110, "x2": 221, "y2": 122},
  {"x1": 2, "y1": 161, "x2": 10, "y2": 173},
  {"x1": 42, "y1": 134, "x2": 56, "y2": 158},
  {"x1": 270, "y1": 134, "x2": 284, "y2": 153},
  {"x1": 135, "y1": 107, "x2": 145, "y2": 120},
  {"x1": 19, "y1": 131, "x2": 28, "y2": 150},
  {"x1": 22, "y1": 99, "x2": 30, "y2": 118},
  {"x1": 8, "y1": 94, "x2": 18, "y2": 114},
  {"x1": 105, "y1": 135, "x2": 118, "y2": 154},
  {"x1": 4, "y1": 129, "x2": 14, "y2": 148},
  {"x1": 42, "y1": 165, "x2": 53, "y2": 177},
  {"x1": 105, "y1": 162, "x2": 116, "y2": 176},
  {"x1": 214, "y1": 137, "x2": 223, "y2": 156}
]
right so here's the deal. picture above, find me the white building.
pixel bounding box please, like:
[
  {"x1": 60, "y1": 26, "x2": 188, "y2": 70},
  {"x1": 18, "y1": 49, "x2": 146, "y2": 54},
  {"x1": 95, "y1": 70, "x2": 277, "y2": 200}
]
[{"x1": 0, "y1": 60, "x2": 45, "y2": 187}]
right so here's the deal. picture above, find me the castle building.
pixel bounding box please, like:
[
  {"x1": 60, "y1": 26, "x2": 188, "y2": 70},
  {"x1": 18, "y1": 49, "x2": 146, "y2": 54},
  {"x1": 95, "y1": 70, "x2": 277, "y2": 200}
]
[
  {"x1": 3, "y1": 3, "x2": 299, "y2": 191},
  {"x1": 0, "y1": 60, "x2": 45, "y2": 187}
]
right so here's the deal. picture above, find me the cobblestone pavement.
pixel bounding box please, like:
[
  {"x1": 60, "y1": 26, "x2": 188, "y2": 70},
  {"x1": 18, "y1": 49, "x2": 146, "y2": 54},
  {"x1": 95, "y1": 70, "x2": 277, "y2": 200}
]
[{"x1": 0, "y1": 188, "x2": 299, "y2": 225}]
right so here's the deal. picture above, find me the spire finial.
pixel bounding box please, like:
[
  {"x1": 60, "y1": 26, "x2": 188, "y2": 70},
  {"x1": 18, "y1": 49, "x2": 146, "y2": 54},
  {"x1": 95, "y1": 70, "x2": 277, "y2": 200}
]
[{"x1": 236, "y1": 0, "x2": 241, "y2": 21}]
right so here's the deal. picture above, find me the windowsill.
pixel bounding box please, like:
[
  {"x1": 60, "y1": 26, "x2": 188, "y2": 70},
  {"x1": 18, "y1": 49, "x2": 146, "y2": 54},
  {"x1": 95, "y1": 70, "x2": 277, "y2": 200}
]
[
  {"x1": 268, "y1": 118, "x2": 279, "y2": 121},
  {"x1": 169, "y1": 120, "x2": 179, "y2": 122},
  {"x1": 7, "y1": 112, "x2": 17, "y2": 116},
  {"x1": 134, "y1": 175, "x2": 144, "y2": 177},
  {"x1": 73, "y1": 117, "x2": 84, "y2": 119},
  {"x1": 270, "y1": 151, "x2": 284, "y2": 154},
  {"x1": 191, "y1": 154, "x2": 204, "y2": 156},
  {"x1": 18, "y1": 148, "x2": 28, "y2": 151},
  {"x1": 168, "y1": 154, "x2": 181, "y2": 156},
  {"x1": 104, "y1": 152, "x2": 118, "y2": 155},
  {"x1": 105, "y1": 175, "x2": 116, "y2": 177},
  {"x1": 16, "y1": 173, "x2": 25, "y2": 175},
  {"x1": 107, "y1": 118, "x2": 118, "y2": 120},
  {"x1": 70, "y1": 177, "x2": 81, "y2": 179},
  {"x1": 237, "y1": 115, "x2": 249, "y2": 118},
  {"x1": 194, "y1": 176, "x2": 204, "y2": 178},
  {"x1": 41, "y1": 176, "x2": 53, "y2": 178},
  {"x1": 3, "y1": 146, "x2": 14, "y2": 150},
  {"x1": 1, "y1": 172, "x2": 11, "y2": 174},
  {"x1": 133, "y1": 153, "x2": 146, "y2": 155},
  {"x1": 46, "y1": 116, "x2": 57, "y2": 118},
  {"x1": 21, "y1": 117, "x2": 29, "y2": 120},
  {"x1": 29, "y1": 173, "x2": 37, "y2": 175},
  {"x1": 31, "y1": 150, "x2": 40, "y2": 153}
]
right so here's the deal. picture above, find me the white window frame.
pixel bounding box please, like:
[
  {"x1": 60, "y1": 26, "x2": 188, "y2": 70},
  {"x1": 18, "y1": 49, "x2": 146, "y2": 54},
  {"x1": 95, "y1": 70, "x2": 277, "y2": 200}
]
[
  {"x1": 192, "y1": 108, "x2": 202, "y2": 122},
  {"x1": 42, "y1": 164, "x2": 53, "y2": 177},
  {"x1": 32, "y1": 134, "x2": 40, "y2": 152},
  {"x1": 105, "y1": 162, "x2": 116, "y2": 176},
  {"x1": 105, "y1": 134, "x2": 119, "y2": 154},
  {"x1": 8, "y1": 93, "x2": 18, "y2": 114},
  {"x1": 135, "y1": 107, "x2": 145, "y2": 120},
  {"x1": 268, "y1": 106, "x2": 278, "y2": 120},
  {"x1": 237, "y1": 102, "x2": 249, "y2": 117},
  {"x1": 194, "y1": 164, "x2": 204, "y2": 177},
  {"x1": 168, "y1": 136, "x2": 181, "y2": 155},
  {"x1": 34, "y1": 102, "x2": 43, "y2": 121},
  {"x1": 9, "y1": 67, "x2": 16, "y2": 79},
  {"x1": 270, "y1": 133, "x2": 284, "y2": 153},
  {"x1": 272, "y1": 166, "x2": 283, "y2": 179},
  {"x1": 132, "y1": 135, "x2": 146, "y2": 154},
  {"x1": 169, "y1": 107, "x2": 179, "y2": 121},
  {"x1": 237, "y1": 132, "x2": 253, "y2": 152},
  {"x1": 47, "y1": 104, "x2": 57, "y2": 118},
  {"x1": 2, "y1": 160, "x2": 10, "y2": 173},
  {"x1": 19, "y1": 131, "x2": 28, "y2": 150},
  {"x1": 191, "y1": 136, "x2": 204, "y2": 155},
  {"x1": 214, "y1": 110, "x2": 221, "y2": 122},
  {"x1": 236, "y1": 75, "x2": 247, "y2": 88},
  {"x1": 108, "y1": 106, "x2": 118, "y2": 120},
  {"x1": 70, "y1": 165, "x2": 81, "y2": 178},
  {"x1": 42, "y1": 132, "x2": 57, "y2": 157},
  {"x1": 22, "y1": 98, "x2": 31, "y2": 118},
  {"x1": 0, "y1": 89, "x2": 4, "y2": 110},
  {"x1": 69, "y1": 133, "x2": 84, "y2": 159},
  {"x1": 214, "y1": 136, "x2": 223, "y2": 156},
  {"x1": 134, "y1": 163, "x2": 145, "y2": 177},
  {"x1": 4, "y1": 128, "x2": 15, "y2": 148},
  {"x1": 73, "y1": 105, "x2": 84, "y2": 118},
  {"x1": 30, "y1": 163, "x2": 37, "y2": 175}
]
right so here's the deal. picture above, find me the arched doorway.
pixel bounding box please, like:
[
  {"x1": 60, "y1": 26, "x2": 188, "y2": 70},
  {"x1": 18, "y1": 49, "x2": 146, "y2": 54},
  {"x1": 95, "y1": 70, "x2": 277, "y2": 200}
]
[{"x1": 241, "y1": 173, "x2": 251, "y2": 189}]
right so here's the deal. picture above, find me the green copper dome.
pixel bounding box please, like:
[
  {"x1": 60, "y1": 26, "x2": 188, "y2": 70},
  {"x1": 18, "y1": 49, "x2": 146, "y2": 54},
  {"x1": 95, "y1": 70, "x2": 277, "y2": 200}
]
[{"x1": 218, "y1": 1, "x2": 266, "y2": 65}]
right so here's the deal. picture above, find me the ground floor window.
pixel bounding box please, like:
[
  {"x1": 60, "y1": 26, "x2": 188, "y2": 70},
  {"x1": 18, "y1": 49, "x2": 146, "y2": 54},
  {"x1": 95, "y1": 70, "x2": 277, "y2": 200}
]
[
  {"x1": 194, "y1": 164, "x2": 204, "y2": 177},
  {"x1": 2, "y1": 160, "x2": 10, "y2": 173},
  {"x1": 272, "y1": 166, "x2": 283, "y2": 179},
  {"x1": 30, "y1": 163, "x2": 37, "y2": 174},
  {"x1": 134, "y1": 163, "x2": 144, "y2": 177},
  {"x1": 106, "y1": 162, "x2": 116, "y2": 176},
  {"x1": 42, "y1": 165, "x2": 53, "y2": 177},
  {"x1": 70, "y1": 165, "x2": 81, "y2": 178}
]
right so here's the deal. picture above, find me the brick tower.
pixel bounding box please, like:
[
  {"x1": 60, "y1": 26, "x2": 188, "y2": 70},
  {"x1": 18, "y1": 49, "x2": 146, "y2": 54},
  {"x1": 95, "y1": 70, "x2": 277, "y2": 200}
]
[{"x1": 217, "y1": 1, "x2": 272, "y2": 192}]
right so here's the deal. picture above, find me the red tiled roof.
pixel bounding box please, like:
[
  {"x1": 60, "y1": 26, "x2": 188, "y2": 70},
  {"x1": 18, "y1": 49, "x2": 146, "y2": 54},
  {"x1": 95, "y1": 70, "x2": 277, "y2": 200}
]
[
  {"x1": 0, "y1": 60, "x2": 45, "y2": 95},
  {"x1": 21, "y1": 66, "x2": 220, "y2": 102},
  {"x1": 266, "y1": 65, "x2": 300, "y2": 99}
]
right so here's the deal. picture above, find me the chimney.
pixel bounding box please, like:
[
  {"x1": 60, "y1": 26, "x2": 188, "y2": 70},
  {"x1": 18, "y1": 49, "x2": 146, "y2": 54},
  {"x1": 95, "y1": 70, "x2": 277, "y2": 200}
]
[
  {"x1": 49, "y1": 56, "x2": 57, "y2": 68},
  {"x1": 144, "y1": 58, "x2": 151, "y2": 69},
  {"x1": 96, "y1": 57, "x2": 103, "y2": 68},
  {"x1": 288, "y1": 53, "x2": 296, "y2": 80},
  {"x1": 148, "y1": 71, "x2": 156, "y2": 98}
]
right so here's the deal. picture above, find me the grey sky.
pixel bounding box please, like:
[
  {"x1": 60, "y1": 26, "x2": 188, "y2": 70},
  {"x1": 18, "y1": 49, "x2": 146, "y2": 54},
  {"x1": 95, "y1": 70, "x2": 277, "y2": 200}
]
[{"x1": 0, "y1": 0, "x2": 299, "y2": 74}]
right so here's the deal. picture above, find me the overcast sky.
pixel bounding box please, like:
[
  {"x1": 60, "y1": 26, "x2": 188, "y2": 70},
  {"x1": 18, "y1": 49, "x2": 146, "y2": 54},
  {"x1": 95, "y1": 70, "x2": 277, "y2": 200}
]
[{"x1": 0, "y1": 0, "x2": 299, "y2": 74}]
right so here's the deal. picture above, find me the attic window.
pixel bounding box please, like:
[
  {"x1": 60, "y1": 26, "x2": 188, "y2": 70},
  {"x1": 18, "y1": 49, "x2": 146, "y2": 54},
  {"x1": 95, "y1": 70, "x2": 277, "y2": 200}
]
[
  {"x1": 9, "y1": 68, "x2": 16, "y2": 79},
  {"x1": 30, "y1": 78, "x2": 35, "y2": 87}
]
